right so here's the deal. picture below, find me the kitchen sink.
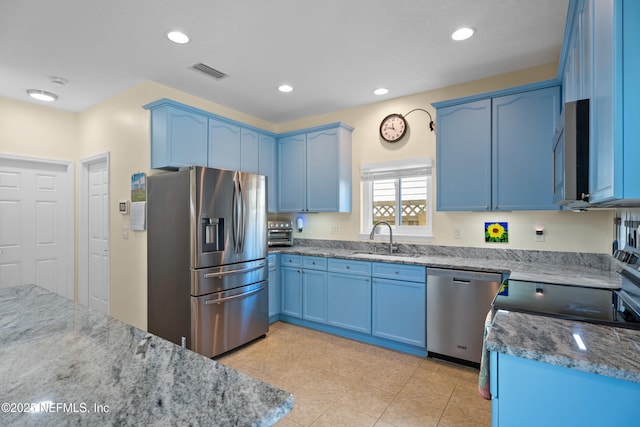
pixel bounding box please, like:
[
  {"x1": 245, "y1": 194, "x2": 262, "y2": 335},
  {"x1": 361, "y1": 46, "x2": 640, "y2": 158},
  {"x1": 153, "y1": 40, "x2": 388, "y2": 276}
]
[{"x1": 349, "y1": 251, "x2": 421, "y2": 258}]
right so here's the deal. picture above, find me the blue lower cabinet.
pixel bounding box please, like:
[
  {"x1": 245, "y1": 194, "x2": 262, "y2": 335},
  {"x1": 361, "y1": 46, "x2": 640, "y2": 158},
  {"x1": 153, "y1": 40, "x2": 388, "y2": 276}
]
[
  {"x1": 372, "y1": 277, "x2": 426, "y2": 347},
  {"x1": 281, "y1": 267, "x2": 302, "y2": 318},
  {"x1": 268, "y1": 254, "x2": 280, "y2": 323},
  {"x1": 326, "y1": 272, "x2": 371, "y2": 333},
  {"x1": 491, "y1": 352, "x2": 640, "y2": 426},
  {"x1": 278, "y1": 256, "x2": 427, "y2": 356},
  {"x1": 302, "y1": 269, "x2": 327, "y2": 323}
]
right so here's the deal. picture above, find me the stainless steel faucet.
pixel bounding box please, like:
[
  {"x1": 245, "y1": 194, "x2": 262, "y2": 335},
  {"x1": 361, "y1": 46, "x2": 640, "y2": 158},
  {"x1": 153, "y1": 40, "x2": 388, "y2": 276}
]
[{"x1": 369, "y1": 221, "x2": 397, "y2": 253}]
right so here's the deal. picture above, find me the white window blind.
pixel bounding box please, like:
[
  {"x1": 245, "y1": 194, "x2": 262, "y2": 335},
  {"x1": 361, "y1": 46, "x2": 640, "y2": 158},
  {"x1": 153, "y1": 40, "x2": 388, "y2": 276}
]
[
  {"x1": 360, "y1": 158, "x2": 432, "y2": 181},
  {"x1": 360, "y1": 158, "x2": 433, "y2": 240}
]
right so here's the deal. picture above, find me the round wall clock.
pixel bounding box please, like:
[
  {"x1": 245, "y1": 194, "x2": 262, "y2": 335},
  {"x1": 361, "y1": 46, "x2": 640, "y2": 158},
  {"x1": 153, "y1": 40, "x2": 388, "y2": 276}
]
[{"x1": 379, "y1": 113, "x2": 408, "y2": 142}]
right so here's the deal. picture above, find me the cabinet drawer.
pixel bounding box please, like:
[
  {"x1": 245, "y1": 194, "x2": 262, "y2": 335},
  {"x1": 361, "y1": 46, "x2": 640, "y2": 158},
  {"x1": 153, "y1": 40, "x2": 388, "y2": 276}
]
[
  {"x1": 372, "y1": 262, "x2": 426, "y2": 283},
  {"x1": 328, "y1": 258, "x2": 372, "y2": 276},
  {"x1": 281, "y1": 254, "x2": 302, "y2": 267},
  {"x1": 302, "y1": 256, "x2": 327, "y2": 271}
]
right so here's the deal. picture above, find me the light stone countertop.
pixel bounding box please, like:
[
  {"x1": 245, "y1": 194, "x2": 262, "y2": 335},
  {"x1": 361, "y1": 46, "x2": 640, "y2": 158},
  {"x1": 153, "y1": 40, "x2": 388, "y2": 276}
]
[
  {"x1": 486, "y1": 310, "x2": 640, "y2": 384},
  {"x1": 0, "y1": 285, "x2": 293, "y2": 426},
  {"x1": 269, "y1": 244, "x2": 621, "y2": 289}
]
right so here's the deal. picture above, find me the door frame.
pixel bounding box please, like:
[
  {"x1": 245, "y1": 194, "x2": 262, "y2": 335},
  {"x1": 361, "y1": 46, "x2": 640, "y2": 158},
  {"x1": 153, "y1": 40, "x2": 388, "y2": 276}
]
[
  {"x1": 78, "y1": 152, "x2": 110, "y2": 309},
  {"x1": 0, "y1": 153, "x2": 75, "y2": 299}
]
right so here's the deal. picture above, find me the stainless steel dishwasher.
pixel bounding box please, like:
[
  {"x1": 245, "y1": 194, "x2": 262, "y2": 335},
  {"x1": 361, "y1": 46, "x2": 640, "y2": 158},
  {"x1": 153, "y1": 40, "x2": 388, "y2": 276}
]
[{"x1": 426, "y1": 268, "x2": 502, "y2": 365}]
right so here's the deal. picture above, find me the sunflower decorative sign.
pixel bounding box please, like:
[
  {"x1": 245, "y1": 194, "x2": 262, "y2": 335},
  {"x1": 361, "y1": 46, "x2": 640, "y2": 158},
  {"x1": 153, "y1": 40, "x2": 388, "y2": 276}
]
[{"x1": 485, "y1": 222, "x2": 508, "y2": 243}]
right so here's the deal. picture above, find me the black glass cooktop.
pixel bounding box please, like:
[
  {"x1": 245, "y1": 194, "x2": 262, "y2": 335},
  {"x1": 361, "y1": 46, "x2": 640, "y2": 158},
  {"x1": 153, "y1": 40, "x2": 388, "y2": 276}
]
[{"x1": 492, "y1": 279, "x2": 640, "y2": 329}]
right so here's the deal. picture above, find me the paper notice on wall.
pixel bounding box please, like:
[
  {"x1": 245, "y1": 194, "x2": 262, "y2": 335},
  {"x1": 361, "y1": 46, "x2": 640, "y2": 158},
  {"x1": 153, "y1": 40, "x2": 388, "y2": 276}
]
[{"x1": 130, "y1": 201, "x2": 146, "y2": 231}]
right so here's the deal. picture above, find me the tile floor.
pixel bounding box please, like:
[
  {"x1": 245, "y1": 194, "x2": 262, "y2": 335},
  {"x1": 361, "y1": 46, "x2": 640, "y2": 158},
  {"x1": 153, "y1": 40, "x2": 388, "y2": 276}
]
[{"x1": 217, "y1": 322, "x2": 491, "y2": 426}]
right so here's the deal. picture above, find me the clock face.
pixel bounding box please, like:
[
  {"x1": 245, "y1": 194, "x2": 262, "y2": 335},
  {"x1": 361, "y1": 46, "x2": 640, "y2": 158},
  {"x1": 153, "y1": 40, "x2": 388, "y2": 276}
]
[{"x1": 380, "y1": 114, "x2": 407, "y2": 142}]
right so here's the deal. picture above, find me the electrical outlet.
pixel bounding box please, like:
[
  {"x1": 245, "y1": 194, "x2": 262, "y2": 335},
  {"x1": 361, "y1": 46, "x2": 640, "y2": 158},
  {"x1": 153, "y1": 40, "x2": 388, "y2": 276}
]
[
  {"x1": 535, "y1": 230, "x2": 545, "y2": 242},
  {"x1": 330, "y1": 226, "x2": 340, "y2": 234},
  {"x1": 453, "y1": 228, "x2": 462, "y2": 239},
  {"x1": 122, "y1": 226, "x2": 129, "y2": 239}
]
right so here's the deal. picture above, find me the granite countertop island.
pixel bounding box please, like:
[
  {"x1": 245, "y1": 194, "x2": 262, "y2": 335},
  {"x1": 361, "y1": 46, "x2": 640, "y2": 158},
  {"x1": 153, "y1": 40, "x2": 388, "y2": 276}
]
[
  {"x1": 0, "y1": 285, "x2": 293, "y2": 426},
  {"x1": 486, "y1": 310, "x2": 640, "y2": 384}
]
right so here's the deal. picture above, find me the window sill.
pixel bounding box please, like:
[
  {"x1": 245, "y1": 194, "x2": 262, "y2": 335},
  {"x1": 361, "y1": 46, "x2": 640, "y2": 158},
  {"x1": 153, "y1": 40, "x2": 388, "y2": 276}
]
[{"x1": 358, "y1": 233, "x2": 434, "y2": 244}]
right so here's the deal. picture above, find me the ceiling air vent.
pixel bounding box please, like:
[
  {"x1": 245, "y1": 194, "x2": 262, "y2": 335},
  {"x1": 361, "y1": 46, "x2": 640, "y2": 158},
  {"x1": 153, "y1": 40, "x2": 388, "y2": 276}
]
[{"x1": 192, "y1": 63, "x2": 228, "y2": 80}]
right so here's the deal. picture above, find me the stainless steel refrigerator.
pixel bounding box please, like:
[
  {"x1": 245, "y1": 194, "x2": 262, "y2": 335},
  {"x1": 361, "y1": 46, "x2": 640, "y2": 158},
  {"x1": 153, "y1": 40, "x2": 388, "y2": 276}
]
[{"x1": 147, "y1": 166, "x2": 268, "y2": 358}]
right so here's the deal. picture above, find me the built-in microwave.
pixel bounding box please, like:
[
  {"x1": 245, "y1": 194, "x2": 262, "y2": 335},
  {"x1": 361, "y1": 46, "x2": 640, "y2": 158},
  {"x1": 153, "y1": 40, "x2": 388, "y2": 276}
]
[{"x1": 552, "y1": 99, "x2": 590, "y2": 208}]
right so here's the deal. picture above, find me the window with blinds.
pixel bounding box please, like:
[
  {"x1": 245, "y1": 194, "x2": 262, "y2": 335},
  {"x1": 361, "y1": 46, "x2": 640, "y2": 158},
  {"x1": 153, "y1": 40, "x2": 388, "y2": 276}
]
[{"x1": 361, "y1": 158, "x2": 432, "y2": 238}]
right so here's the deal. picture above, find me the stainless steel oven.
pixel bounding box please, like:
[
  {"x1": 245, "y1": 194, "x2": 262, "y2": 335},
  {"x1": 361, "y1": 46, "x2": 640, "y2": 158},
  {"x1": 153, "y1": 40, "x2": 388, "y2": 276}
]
[{"x1": 268, "y1": 220, "x2": 293, "y2": 247}]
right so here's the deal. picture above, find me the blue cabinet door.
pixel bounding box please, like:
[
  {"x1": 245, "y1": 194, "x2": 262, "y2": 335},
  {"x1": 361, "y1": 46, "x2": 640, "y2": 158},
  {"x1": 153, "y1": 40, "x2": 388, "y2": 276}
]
[
  {"x1": 589, "y1": 0, "x2": 616, "y2": 202},
  {"x1": 436, "y1": 99, "x2": 492, "y2": 211},
  {"x1": 208, "y1": 118, "x2": 241, "y2": 170},
  {"x1": 278, "y1": 134, "x2": 306, "y2": 212},
  {"x1": 326, "y1": 272, "x2": 371, "y2": 333},
  {"x1": 268, "y1": 254, "x2": 280, "y2": 321},
  {"x1": 492, "y1": 353, "x2": 640, "y2": 427},
  {"x1": 241, "y1": 128, "x2": 259, "y2": 174},
  {"x1": 588, "y1": 0, "x2": 640, "y2": 203},
  {"x1": 281, "y1": 266, "x2": 302, "y2": 318},
  {"x1": 302, "y1": 269, "x2": 327, "y2": 323},
  {"x1": 258, "y1": 134, "x2": 277, "y2": 212},
  {"x1": 492, "y1": 86, "x2": 561, "y2": 210},
  {"x1": 306, "y1": 128, "x2": 351, "y2": 212},
  {"x1": 372, "y1": 278, "x2": 425, "y2": 347},
  {"x1": 149, "y1": 105, "x2": 209, "y2": 169}
]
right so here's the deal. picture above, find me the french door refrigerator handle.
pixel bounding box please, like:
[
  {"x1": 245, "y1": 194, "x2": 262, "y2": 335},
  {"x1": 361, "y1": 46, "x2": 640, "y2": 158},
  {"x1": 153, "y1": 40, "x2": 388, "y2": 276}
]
[
  {"x1": 204, "y1": 285, "x2": 266, "y2": 305},
  {"x1": 203, "y1": 263, "x2": 266, "y2": 278},
  {"x1": 237, "y1": 173, "x2": 246, "y2": 253},
  {"x1": 232, "y1": 172, "x2": 240, "y2": 253}
]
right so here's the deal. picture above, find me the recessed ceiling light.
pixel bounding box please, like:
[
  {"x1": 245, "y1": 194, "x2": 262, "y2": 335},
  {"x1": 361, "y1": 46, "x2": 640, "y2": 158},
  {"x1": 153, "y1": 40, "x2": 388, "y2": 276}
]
[
  {"x1": 373, "y1": 88, "x2": 389, "y2": 95},
  {"x1": 167, "y1": 31, "x2": 190, "y2": 44},
  {"x1": 451, "y1": 27, "x2": 475, "y2": 41},
  {"x1": 278, "y1": 84, "x2": 293, "y2": 93},
  {"x1": 26, "y1": 89, "x2": 58, "y2": 102}
]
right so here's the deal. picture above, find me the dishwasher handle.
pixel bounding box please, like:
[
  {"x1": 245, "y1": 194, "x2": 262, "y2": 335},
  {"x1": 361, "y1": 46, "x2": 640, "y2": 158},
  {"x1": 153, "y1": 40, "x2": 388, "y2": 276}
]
[{"x1": 453, "y1": 278, "x2": 471, "y2": 284}]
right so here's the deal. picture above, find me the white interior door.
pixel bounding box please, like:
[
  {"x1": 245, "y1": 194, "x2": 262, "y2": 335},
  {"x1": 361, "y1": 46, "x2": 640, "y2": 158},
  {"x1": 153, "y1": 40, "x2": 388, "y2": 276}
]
[
  {"x1": 78, "y1": 154, "x2": 110, "y2": 315},
  {"x1": 88, "y1": 161, "x2": 109, "y2": 313},
  {"x1": 0, "y1": 156, "x2": 73, "y2": 299}
]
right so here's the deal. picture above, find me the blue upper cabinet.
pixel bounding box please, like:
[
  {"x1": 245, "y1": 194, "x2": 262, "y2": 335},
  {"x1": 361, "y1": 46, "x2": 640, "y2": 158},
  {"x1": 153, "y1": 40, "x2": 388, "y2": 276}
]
[
  {"x1": 145, "y1": 103, "x2": 208, "y2": 170},
  {"x1": 145, "y1": 99, "x2": 352, "y2": 213},
  {"x1": 306, "y1": 127, "x2": 352, "y2": 212},
  {"x1": 433, "y1": 83, "x2": 560, "y2": 211},
  {"x1": 562, "y1": 0, "x2": 592, "y2": 104},
  {"x1": 559, "y1": 0, "x2": 640, "y2": 205},
  {"x1": 435, "y1": 99, "x2": 492, "y2": 211},
  {"x1": 258, "y1": 133, "x2": 277, "y2": 212},
  {"x1": 492, "y1": 86, "x2": 561, "y2": 210},
  {"x1": 278, "y1": 134, "x2": 307, "y2": 212},
  {"x1": 208, "y1": 118, "x2": 241, "y2": 171},
  {"x1": 588, "y1": 0, "x2": 640, "y2": 204},
  {"x1": 278, "y1": 123, "x2": 353, "y2": 213},
  {"x1": 240, "y1": 128, "x2": 260, "y2": 174}
]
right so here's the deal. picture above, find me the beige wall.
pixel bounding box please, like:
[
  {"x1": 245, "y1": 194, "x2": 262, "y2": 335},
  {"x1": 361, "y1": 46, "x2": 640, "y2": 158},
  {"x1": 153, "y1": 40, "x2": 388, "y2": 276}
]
[
  {"x1": 0, "y1": 63, "x2": 615, "y2": 330},
  {"x1": 0, "y1": 97, "x2": 78, "y2": 159}
]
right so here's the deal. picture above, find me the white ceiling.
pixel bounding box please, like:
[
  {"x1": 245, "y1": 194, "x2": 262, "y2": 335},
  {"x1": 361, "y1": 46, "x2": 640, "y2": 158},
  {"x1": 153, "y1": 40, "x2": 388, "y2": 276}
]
[{"x1": 0, "y1": 0, "x2": 569, "y2": 123}]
